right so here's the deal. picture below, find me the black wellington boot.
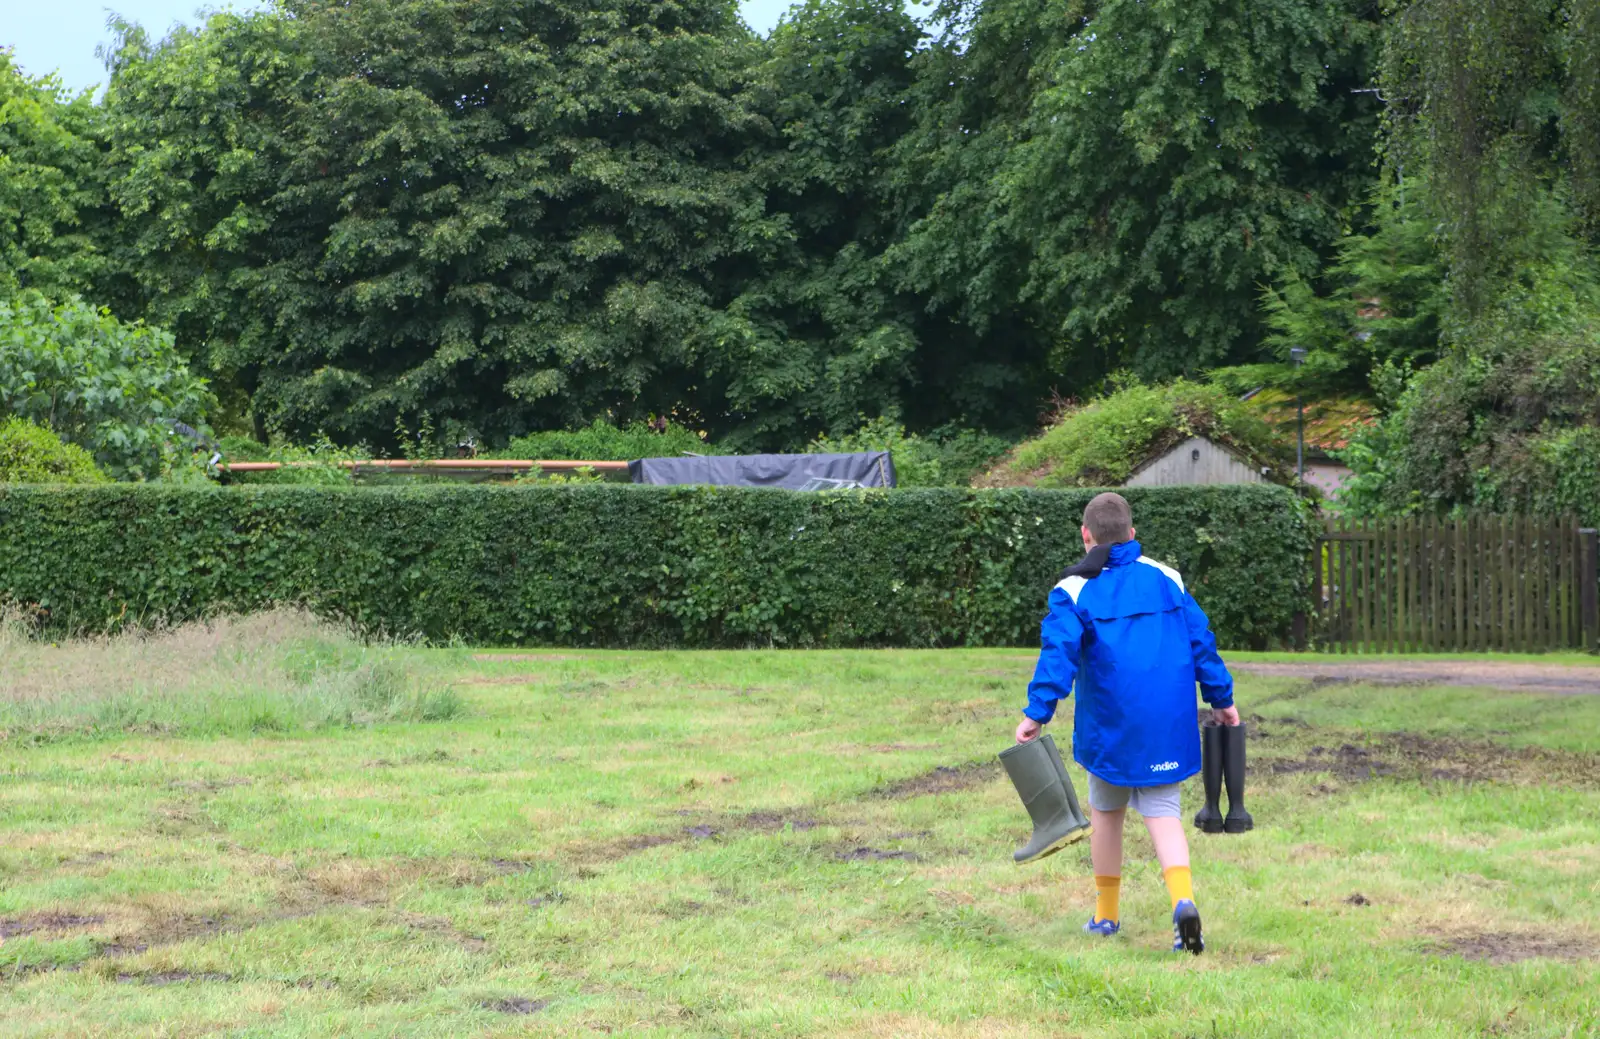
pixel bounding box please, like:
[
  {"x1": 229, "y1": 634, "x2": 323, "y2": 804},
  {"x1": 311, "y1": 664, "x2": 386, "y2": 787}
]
[
  {"x1": 1193, "y1": 721, "x2": 1225, "y2": 834},
  {"x1": 1221, "y1": 722, "x2": 1254, "y2": 833},
  {"x1": 998, "y1": 734, "x2": 1092, "y2": 864}
]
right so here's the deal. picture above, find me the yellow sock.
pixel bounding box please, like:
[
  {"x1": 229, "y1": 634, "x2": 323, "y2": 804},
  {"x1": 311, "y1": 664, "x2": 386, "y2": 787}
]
[
  {"x1": 1093, "y1": 875, "x2": 1121, "y2": 923},
  {"x1": 1163, "y1": 865, "x2": 1194, "y2": 908}
]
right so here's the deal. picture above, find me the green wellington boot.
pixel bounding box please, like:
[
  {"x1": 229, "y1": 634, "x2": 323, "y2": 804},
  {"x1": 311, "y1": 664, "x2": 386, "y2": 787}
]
[
  {"x1": 1193, "y1": 722, "x2": 1225, "y2": 833},
  {"x1": 1221, "y1": 723, "x2": 1254, "y2": 833},
  {"x1": 998, "y1": 734, "x2": 1092, "y2": 864}
]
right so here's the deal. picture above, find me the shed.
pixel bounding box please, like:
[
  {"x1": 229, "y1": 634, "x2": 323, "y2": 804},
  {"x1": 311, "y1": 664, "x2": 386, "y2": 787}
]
[{"x1": 1122, "y1": 436, "x2": 1268, "y2": 488}]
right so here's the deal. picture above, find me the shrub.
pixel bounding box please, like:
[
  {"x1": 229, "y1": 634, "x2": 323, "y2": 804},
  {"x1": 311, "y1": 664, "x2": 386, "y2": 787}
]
[
  {"x1": 216, "y1": 434, "x2": 366, "y2": 486},
  {"x1": 982, "y1": 379, "x2": 1292, "y2": 488},
  {"x1": 0, "y1": 417, "x2": 107, "y2": 484},
  {"x1": 0, "y1": 484, "x2": 1315, "y2": 649},
  {"x1": 810, "y1": 418, "x2": 1014, "y2": 487},
  {"x1": 499, "y1": 419, "x2": 718, "y2": 462},
  {"x1": 0, "y1": 292, "x2": 214, "y2": 479},
  {"x1": 1339, "y1": 320, "x2": 1600, "y2": 522}
]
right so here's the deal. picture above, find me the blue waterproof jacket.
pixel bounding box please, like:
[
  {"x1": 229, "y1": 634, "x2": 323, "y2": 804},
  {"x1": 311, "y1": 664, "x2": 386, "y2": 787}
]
[{"x1": 1024, "y1": 540, "x2": 1234, "y2": 787}]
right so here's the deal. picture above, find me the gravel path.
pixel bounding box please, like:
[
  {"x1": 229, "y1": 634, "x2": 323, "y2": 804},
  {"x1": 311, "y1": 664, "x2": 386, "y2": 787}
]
[{"x1": 1231, "y1": 659, "x2": 1600, "y2": 695}]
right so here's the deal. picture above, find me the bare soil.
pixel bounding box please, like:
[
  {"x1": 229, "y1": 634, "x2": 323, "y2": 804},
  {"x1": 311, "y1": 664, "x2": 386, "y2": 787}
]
[
  {"x1": 0, "y1": 912, "x2": 105, "y2": 939},
  {"x1": 1256, "y1": 732, "x2": 1600, "y2": 789},
  {"x1": 868, "y1": 762, "x2": 1000, "y2": 800},
  {"x1": 1232, "y1": 660, "x2": 1600, "y2": 695},
  {"x1": 835, "y1": 847, "x2": 920, "y2": 863},
  {"x1": 737, "y1": 810, "x2": 820, "y2": 833},
  {"x1": 116, "y1": 970, "x2": 235, "y2": 986},
  {"x1": 1430, "y1": 933, "x2": 1599, "y2": 965},
  {"x1": 485, "y1": 997, "x2": 551, "y2": 1014}
]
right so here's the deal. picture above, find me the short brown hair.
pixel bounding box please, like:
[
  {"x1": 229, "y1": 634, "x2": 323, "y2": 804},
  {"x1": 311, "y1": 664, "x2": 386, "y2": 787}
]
[{"x1": 1082, "y1": 492, "x2": 1133, "y2": 545}]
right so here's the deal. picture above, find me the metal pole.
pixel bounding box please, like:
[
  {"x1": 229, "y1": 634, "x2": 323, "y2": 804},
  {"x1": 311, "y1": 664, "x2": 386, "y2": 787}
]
[
  {"x1": 1289, "y1": 345, "x2": 1307, "y2": 486},
  {"x1": 1297, "y1": 396, "x2": 1305, "y2": 484}
]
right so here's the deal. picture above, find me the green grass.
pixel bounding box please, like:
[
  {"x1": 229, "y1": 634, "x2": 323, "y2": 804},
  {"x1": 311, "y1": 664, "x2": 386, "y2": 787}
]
[
  {"x1": 1, "y1": 646, "x2": 1598, "y2": 1036},
  {"x1": 0, "y1": 610, "x2": 464, "y2": 743}
]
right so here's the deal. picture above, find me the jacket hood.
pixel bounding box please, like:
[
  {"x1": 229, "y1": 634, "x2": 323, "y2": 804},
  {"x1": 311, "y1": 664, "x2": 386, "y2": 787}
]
[{"x1": 1107, "y1": 540, "x2": 1142, "y2": 566}]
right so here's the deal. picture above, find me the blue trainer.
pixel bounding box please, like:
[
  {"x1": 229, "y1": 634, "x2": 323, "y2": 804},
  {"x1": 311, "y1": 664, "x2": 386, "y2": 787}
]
[
  {"x1": 1083, "y1": 917, "x2": 1120, "y2": 937},
  {"x1": 1172, "y1": 899, "x2": 1204, "y2": 955}
]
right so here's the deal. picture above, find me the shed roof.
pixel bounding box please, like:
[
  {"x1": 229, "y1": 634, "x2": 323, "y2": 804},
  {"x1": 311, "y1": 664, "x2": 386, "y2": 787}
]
[{"x1": 1243, "y1": 390, "x2": 1376, "y2": 456}]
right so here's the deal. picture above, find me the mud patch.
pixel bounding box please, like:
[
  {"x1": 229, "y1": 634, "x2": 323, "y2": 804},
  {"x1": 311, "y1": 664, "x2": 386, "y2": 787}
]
[
  {"x1": 408, "y1": 916, "x2": 489, "y2": 952},
  {"x1": 683, "y1": 825, "x2": 719, "y2": 840},
  {"x1": 618, "y1": 834, "x2": 676, "y2": 853},
  {"x1": 304, "y1": 858, "x2": 466, "y2": 904},
  {"x1": 458, "y1": 673, "x2": 553, "y2": 686},
  {"x1": 737, "y1": 810, "x2": 820, "y2": 833},
  {"x1": 490, "y1": 859, "x2": 535, "y2": 875},
  {"x1": 167, "y1": 778, "x2": 252, "y2": 795},
  {"x1": 94, "y1": 912, "x2": 233, "y2": 957},
  {"x1": 149, "y1": 801, "x2": 225, "y2": 837},
  {"x1": 869, "y1": 762, "x2": 999, "y2": 800},
  {"x1": 116, "y1": 970, "x2": 234, "y2": 985},
  {"x1": 836, "y1": 847, "x2": 920, "y2": 863},
  {"x1": 1262, "y1": 743, "x2": 1396, "y2": 782},
  {"x1": 0, "y1": 911, "x2": 105, "y2": 939},
  {"x1": 1429, "y1": 932, "x2": 1598, "y2": 965},
  {"x1": 1232, "y1": 660, "x2": 1600, "y2": 695},
  {"x1": 3, "y1": 962, "x2": 83, "y2": 979},
  {"x1": 486, "y1": 996, "x2": 550, "y2": 1014},
  {"x1": 1345, "y1": 893, "x2": 1372, "y2": 907},
  {"x1": 1260, "y1": 734, "x2": 1600, "y2": 789},
  {"x1": 568, "y1": 832, "x2": 679, "y2": 865},
  {"x1": 661, "y1": 899, "x2": 708, "y2": 919}
]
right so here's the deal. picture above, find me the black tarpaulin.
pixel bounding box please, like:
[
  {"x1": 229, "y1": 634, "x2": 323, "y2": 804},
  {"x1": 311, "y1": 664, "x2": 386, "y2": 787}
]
[{"x1": 627, "y1": 452, "x2": 896, "y2": 489}]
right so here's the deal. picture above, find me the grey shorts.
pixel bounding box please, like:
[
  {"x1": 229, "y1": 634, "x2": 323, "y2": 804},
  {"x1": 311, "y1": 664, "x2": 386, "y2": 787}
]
[{"x1": 1087, "y1": 774, "x2": 1182, "y2": 818}]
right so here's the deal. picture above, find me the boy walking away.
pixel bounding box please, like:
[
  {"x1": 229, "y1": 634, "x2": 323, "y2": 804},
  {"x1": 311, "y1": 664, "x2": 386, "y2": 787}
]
[{"x1": 1015, "y1": 493, "x2": 1239, "y2": 955}]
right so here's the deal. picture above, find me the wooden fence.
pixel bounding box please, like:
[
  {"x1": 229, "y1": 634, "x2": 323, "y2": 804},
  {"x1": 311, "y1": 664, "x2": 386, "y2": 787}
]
[{"x1": 1314, "y1": 516, "x2": 1599, "y2": 653}]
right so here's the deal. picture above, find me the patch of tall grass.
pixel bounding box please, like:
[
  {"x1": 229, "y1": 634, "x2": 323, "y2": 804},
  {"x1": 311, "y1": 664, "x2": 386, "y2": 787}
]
[{"x1": 0, "y1": 609, "x2": 463, "y2": 744}]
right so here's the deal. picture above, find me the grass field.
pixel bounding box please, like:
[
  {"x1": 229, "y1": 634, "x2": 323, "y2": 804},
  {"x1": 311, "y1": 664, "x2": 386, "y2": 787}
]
[{"x1": 1, "y1": 630, "x2": 1598, "y2": 1037}]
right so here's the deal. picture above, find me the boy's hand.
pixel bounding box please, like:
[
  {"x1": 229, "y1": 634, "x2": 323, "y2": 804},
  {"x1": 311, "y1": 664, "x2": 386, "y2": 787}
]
[
  {"x1": 1213, "y1": 705, "x2": 1241, "y2": 726},
  {"x1": 1016, "y1": 717, "x2": 1043, "y2": 743}
]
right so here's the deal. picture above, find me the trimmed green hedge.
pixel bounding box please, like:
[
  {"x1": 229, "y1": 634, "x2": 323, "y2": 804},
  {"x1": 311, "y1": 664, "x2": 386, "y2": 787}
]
[{"x1": 0, "y1": 484, "x2": 1314, "y2": 648}]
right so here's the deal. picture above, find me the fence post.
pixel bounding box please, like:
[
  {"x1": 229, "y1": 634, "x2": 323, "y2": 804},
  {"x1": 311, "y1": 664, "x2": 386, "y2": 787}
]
[
  {"x1": 1304, "y1": 521, "x2": 1326, "y2": 652},
  {"x1": 1582, "y1": 529, "x2": 1598, "y2": 654}
]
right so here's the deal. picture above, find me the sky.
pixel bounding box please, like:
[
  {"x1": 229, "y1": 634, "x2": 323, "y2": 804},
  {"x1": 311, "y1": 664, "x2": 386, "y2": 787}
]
[{"x1": 2, "y1": 0, "x2": 835, "y2": 94}]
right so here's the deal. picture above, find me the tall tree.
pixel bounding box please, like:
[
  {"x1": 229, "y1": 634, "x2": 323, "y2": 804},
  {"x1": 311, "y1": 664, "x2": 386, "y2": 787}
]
[
  {"x1": 1380, "y1": 0, "x2": 1600, "y2": 314},
  {"x1": 103, "y1": 0, "x2": 777, "y2": 448},
  {"x1": 0, "y1": 52, "x2": 107, "y2": 300},
  {"x1": 723, "y1": 0, "x2": 928, "y2": 443},
  {"x1": 887, "y1": 0, "x2": 1083, "y2": 427},
  {"x1": 896, "y1": 0, "x2": 1381, "y2": 389},
  {"x1": 98, "y1": 12, "x2": 315, "y2": 432}
]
